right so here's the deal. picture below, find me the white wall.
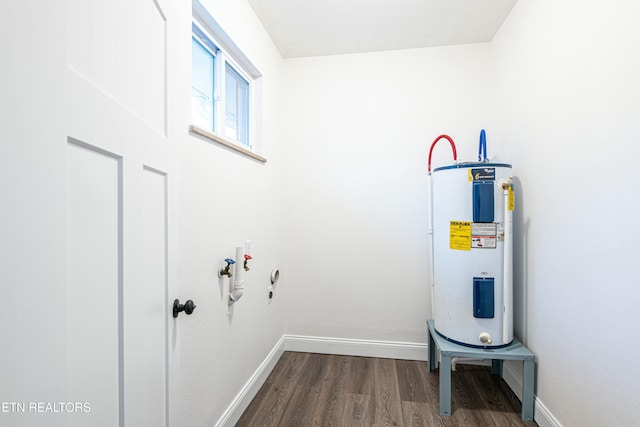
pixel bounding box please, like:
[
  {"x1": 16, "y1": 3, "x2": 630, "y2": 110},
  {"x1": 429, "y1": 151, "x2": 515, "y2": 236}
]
[
  {"x1": 178, "y1": 1, "x2": 286, "y2": 426},
  {"x1": 5, "y1": 1, "x2": 640, "y2": 426},
  {"x1": 281, "y1": 45, "x2": 494, "y2": 344},
  {"x1": 491, "y1": 1, "x2": 640, "y2": 425}
]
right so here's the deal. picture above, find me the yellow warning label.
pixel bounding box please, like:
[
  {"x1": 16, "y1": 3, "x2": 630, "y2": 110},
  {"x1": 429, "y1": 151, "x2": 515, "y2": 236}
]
[
  {"x1": 508, "y1": 186, "x2": 515, "y2": 211},
  {"x1": 467, "y1": 169, "x2": 473, "y2": 182},
  {"x1": 450, "y1": 221, "x2": 472, "y2": 251}
]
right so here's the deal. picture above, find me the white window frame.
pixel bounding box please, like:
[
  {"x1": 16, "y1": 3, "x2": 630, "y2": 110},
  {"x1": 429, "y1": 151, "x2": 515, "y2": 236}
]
[{"x1": 190, "y1": 1, "x2": 264, "y2": 162}]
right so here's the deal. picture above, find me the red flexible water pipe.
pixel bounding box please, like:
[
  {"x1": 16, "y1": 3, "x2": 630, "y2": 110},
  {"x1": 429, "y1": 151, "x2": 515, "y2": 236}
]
[{"x1": 427, "y1": 134, "x2": 457, "y2": 172}]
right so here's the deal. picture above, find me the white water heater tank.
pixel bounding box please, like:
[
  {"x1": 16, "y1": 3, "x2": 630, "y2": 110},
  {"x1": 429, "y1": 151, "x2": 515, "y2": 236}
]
[{"x1": 431, "y1": 163, "x2": 513, "y2": 348}]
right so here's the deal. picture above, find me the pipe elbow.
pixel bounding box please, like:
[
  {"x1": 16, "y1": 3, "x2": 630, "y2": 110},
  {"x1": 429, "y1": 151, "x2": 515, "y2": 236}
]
[{"x1": 229, "y1": 281, "x2": 245, "y2": 305}]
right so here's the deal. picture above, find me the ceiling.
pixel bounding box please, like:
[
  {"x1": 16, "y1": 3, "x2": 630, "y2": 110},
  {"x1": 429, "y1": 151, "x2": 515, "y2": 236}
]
[{"x1": 247, "y1": 0, "x2": 518, "y2": 58}]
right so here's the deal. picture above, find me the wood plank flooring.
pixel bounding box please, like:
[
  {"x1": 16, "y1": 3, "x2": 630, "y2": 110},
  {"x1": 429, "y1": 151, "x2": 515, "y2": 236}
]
[{"x1": 236, "y1": 352, "x2": 538, "y2": 427}]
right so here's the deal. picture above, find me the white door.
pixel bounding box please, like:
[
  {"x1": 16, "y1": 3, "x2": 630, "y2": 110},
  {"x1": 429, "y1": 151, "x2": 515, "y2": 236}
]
[{"x1": 1, "y1": 1, "x2": 182, "y2": 426}]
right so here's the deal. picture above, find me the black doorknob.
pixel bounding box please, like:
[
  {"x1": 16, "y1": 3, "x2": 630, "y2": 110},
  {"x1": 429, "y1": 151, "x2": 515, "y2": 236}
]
[{"x1": 173, "y1": 299, "x2": 196, "y2": 318}]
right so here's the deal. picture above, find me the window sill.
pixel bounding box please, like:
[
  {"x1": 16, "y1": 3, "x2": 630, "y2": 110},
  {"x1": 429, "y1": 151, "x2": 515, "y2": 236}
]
[{"x1": 189, "y1": 125, "x2": 267, "y2": 163}]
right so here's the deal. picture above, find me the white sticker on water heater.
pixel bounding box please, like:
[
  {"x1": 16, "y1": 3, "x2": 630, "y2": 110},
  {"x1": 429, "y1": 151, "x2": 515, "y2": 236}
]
[
  {"x1": 496, "y1": 222, "x2": 505, "y2": 242},
  {"x1": 471, "y1": 223, "x2": 497, "y2": 249}
]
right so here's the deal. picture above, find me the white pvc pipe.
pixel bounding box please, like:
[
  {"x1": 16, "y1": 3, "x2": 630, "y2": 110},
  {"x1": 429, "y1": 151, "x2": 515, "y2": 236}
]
[
  {"x1": 427, "y1": 173, "x2": 435, "y2": 319},
  {"x1": 502, "y1": 183, "x2": 513, "y2": 343},
  {"x1": 229, "y1": 246, "x2": 245, "y2": 305}
]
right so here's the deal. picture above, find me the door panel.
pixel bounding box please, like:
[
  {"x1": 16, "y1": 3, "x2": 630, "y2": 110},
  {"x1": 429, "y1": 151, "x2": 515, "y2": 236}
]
[
  {"x1": 124, "y1": 165, "x2": 169, "y2": 427},
  {"x1": 67, "y1": 0, "x2": 167, "y2": 135},
  {"x1": 67, "y1": 140, "x2": 122, "y2": 427}
]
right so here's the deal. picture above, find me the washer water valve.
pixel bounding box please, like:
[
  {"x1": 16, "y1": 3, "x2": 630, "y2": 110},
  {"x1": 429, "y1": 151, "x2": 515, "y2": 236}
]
[{"x1": 218, "y1": 258, "x2": 235, "y2": 278}]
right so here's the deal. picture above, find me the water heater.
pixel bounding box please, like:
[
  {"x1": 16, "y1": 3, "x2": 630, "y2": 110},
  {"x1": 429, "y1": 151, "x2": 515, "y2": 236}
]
[{"x1": 431, "y1": 162, "x2": 514, "y2": 348}]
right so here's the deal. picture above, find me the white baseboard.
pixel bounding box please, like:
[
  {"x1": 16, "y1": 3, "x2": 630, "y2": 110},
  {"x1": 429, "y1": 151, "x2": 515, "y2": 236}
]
[
  {"x1": 283, "y1": 334, "x2": 428, "y2": 361},
  {"x1": 216, "y1": 334, "x2": 561, "y2": 427},
  {"x1": 503, "y1": 362, "x2": 562, "y2": 427},
  {"x1": 214, "y1": 336, "x2": 285, "y2": 427}
]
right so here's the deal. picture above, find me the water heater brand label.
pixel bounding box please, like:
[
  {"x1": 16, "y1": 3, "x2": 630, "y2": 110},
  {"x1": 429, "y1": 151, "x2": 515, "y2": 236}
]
[
  {"x1": 471, "y1": 168, "x2": 495, "y2": 181},
  {"x1": 472, "y1": 223, "x2": 497, "y2": 249},
  {"x1": 450, "y1": 221, "x2": 472, "y2": 251}
]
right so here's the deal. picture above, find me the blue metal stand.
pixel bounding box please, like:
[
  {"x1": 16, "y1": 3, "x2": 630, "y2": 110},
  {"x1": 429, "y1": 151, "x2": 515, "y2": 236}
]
[{"x1": 426, "y1": 319, "x2": 535, "y2": 421}]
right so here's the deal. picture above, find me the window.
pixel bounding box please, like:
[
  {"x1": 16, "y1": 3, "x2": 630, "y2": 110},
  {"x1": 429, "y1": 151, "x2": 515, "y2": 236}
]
[{"x1": 191, "y1": 20, "x2": 256, "y2": 151}]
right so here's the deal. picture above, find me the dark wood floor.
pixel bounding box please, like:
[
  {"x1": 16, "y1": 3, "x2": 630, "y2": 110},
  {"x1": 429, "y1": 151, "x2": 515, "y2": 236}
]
[{"x1": 237, "y1": 352, "x2": 538, "y2": 427}]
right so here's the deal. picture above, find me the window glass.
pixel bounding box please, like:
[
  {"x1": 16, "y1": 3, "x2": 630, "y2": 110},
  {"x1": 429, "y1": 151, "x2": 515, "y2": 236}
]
[
  {"x1": 224, "y1": 63, "x2": 249, "y2": 145},
  {"x1": 191, "y1": 37, "x2": 214, "y2": 131}
]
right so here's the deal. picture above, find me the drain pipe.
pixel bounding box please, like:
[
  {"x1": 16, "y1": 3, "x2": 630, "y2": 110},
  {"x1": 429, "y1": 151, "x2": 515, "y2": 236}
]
[
  {"x1": 427, "y1": 134, "x2": 458, "y2": 319},
  {"x1": 502, "y1": 179, "x2": 514, "y2": 343},
  {"x1": 451, "y1": 357, "x2": 488, "y2": 371},
  {"x1": 229, "y1": 246, "x2": 245, "y2": 306},
  {"x1": 427, "y1": 173, "x2": 435, "y2": 318}
]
